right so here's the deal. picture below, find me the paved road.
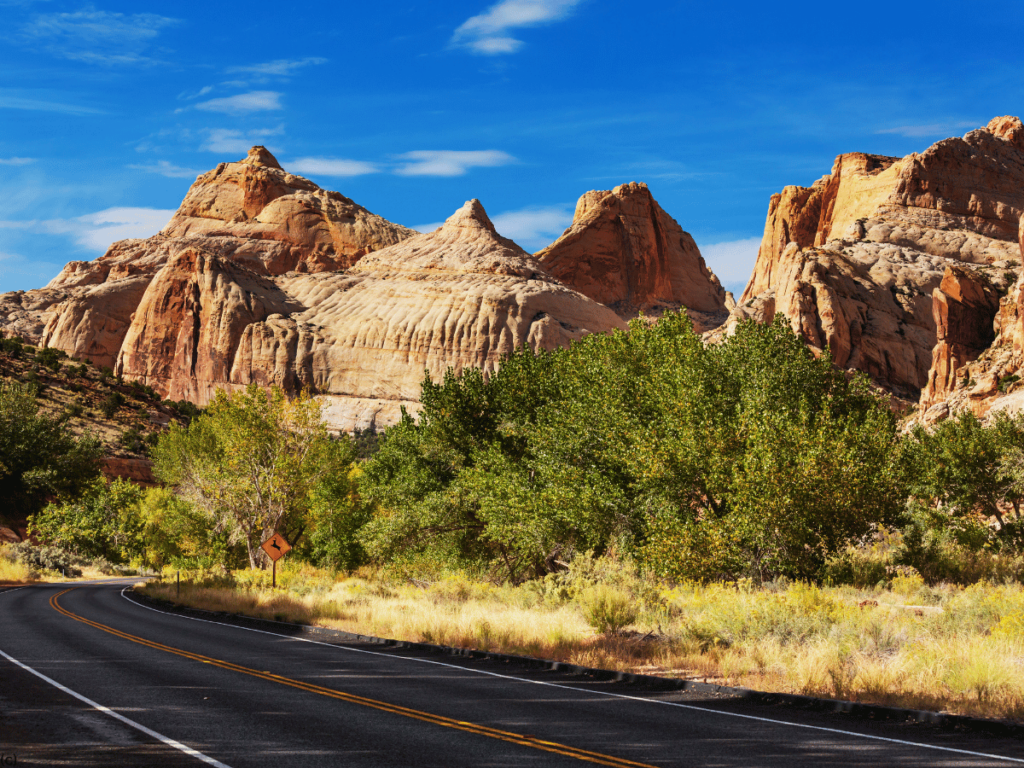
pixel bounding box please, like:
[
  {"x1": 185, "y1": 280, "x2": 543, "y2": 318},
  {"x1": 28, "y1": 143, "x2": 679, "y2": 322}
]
[{"x1": 1, "y1": 582, "x2": 1023, "y2": 767}]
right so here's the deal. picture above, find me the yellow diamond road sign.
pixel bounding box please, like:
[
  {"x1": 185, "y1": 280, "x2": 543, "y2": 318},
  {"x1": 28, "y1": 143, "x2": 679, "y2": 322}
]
[{"x1": 261, "y1": 532, "x2": 291, "y2": 562}]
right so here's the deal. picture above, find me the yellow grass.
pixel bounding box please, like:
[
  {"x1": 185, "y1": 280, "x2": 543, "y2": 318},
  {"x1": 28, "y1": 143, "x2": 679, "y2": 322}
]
[
  {"x1": 0, "y1": 545, "x2": 33, "y2": 584},
  {"x1": 140, "y1": 561, "x2": 1024, "y2": 722}
]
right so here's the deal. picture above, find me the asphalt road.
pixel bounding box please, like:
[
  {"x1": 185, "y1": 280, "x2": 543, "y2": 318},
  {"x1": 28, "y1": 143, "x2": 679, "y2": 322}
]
[{"x1": 2, "y1": 582, "x2": 1023, "y2": 767}]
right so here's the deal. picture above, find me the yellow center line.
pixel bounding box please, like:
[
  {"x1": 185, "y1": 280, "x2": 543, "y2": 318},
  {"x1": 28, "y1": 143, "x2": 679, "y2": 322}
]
[{"x1": 49, "y1": 588, "x2": 656, "y2": 768}]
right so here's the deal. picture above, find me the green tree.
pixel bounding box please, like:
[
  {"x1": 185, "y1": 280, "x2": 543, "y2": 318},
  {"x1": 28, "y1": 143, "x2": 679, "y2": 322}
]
[
  {"x1": 29, "y1": 478, "x2": 144, "y2": 564},
  {"x1": 153, "y1": 385, "x2": 357, "y2": 569},
  {"x1": 908, "y1": 411, "x2": 1024, "y2": 549},
  {"x1": 360, "y1": 314, "x2": 906, "y2": 582},
  {"x1": 0, "y1": 381, "x2": 102, "y2": 520}
]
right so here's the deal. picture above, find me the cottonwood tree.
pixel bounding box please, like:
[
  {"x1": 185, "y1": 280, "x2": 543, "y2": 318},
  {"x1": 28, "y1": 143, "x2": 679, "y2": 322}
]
[
  {"x1": 154, "y1": 385, "x2": 356, "y2": 569},
  {"x1": 0, "y1": 381, "x2": 102, "y2": 520}
]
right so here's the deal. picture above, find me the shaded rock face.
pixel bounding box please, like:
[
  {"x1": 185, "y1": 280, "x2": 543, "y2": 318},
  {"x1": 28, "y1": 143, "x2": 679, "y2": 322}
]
[
  {"x1": 729, "y1": 117, "x2": 1024, "y2": 400},
  {"x1": 536, "y1": 182, "x2": 726, "y2": 326},
  {"x1": 918, "y1": 214, "x2": 1024, "y2": 423},
  {"x1": 920, "y1": 266, "x2": 1002, "y2": 410},
  {"x1": 117, "y1": 199, "x2": 626, "y2": 429}
]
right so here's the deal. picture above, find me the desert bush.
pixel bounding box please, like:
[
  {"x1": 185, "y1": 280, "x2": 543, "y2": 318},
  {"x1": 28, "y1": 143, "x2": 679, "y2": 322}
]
[
  {"x1": 578, "y1": 584, "x2": 638, "y2": 634},
  {"x1": 101, "y1": 391, "x2": 124, "y2": 418}
]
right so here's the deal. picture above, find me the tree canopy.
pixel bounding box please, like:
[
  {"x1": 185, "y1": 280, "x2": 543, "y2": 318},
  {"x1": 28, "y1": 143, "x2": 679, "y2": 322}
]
[{"x1": 359, "y1": 314, "x2": 906, "y2": 582}]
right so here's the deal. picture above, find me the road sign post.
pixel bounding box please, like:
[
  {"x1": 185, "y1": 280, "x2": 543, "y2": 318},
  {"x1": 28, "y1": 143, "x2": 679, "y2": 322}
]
[{"x1": 260, "y1": 532, "x2": 292, "y2": 588}]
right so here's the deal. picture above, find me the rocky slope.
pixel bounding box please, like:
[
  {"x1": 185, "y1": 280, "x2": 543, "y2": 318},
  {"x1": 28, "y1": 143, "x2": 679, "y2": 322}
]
[
  {"x1": 536, "y1": 182, "x2": 727, "y2": 328},
  {"x1": 726, "y1": 117, "x2": 1024, "y2": 402}
]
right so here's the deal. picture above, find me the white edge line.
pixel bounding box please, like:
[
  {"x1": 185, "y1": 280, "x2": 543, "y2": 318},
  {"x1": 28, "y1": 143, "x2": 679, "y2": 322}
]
[
  {"x1": 0, "y1": 646, "x2": 232, "y2": 768},
  {"x1": 120, "y1": 587, "x2": 1024, "y2": 765}
]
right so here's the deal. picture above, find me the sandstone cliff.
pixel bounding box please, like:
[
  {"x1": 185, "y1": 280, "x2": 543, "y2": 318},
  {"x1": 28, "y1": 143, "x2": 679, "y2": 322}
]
[
  {"x1": 727, "y1": 117, "x2": 1024, "y2": 401},
  {"x1": 536, "y1": 182, "x2": 727, "y2": 328},
  {"x1": 916, "y1": 214, "x2": 1024, "y2": 423},
  {"x1": 116, "y1": 199, "x2": 626, "y2": 429},
  {"x1": 0, "y1": 146, "x2": 415, "y2": 370}
]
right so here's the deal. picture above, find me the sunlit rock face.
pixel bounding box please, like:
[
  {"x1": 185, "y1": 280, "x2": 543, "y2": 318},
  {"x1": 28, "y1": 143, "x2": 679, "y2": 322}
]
[
  {"x1": 117, "y1": 198, "x2": 626, "y2": 431},
  {"x1": 726, "y1": 117, "x2": 1024, "y2": 405},
  {"x1": 536, "y1": 182, "x2": 727, "y2": 330}
]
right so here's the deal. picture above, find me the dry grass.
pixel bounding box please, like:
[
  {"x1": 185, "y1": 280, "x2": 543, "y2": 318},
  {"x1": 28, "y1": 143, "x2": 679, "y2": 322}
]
[
  {"x1": 0, "y1": 545, "x2": 32, "y2": 584},
  {"x1": 140, "y1": 560, "x2": 1024, "y2": 722}
]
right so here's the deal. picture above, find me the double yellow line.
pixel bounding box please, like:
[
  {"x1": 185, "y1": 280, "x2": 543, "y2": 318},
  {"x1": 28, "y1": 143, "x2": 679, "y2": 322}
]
[{"x1": 50, "y1": 589, "x2": 655, "y2": 768}]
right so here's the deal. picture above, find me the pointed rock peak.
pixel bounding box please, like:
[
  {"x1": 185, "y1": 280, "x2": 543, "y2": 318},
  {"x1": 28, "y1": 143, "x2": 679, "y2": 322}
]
[
  {"x1": 241, "y1": 145, "x2": 283, "y2": 170},
  {"x1": 443, "y1": 199, "x2": 496, "y2": 232},
  {"x1": 987, "y1": 116, "x2": 1024, "y2": 149},
  {"x1": 610, "y1": 181, "x2": 650, "y2": 198}
]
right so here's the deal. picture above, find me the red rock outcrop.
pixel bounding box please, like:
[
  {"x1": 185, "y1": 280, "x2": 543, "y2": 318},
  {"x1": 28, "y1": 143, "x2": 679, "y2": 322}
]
[
  {"x1": 536, "y1": 182, "x2": 726, "y2": 327},
  {"x1": 920, "y1": 266, "x2": 1002, "y2": 409},
  {"x1": 727, "y1": 117, "x2": 1024, "y2": 400},
  {"x1": 917, "y1": 214, "x2": 1024, "y2": 423}
]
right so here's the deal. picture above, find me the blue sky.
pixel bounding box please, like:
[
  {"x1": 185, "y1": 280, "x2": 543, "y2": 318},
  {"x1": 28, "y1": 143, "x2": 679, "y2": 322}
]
[{"x1": 1, "y1": 0, "x2": 1022, "y2": 295}]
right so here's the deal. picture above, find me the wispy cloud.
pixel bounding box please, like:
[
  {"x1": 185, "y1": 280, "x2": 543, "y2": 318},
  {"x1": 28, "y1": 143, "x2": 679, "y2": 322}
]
[
  {"x1": 179, "y1": 85, "x2": 214, "y2": 101},
  {"x1": 875, "y1": 121, "x2": 978, "y2": 138},
  {"x1": 394, "y1": 150, "x2": 517, "y2": 176},
  {"x1": 0, "y1": 157, "x2": 35, "y2": 166},
  {"x1": 0, "y1": 207, "x2": 175, "y2": 253},
  {"x1": 452, "y1": 0, "x2": 583, "y2": 55},
  {"x1": 194, "y1": 91, "x2": 283, "y2": 115},
  {"x1": 226, "y1": 57, "x2": 327, "y2": 77},
  {"x1": 289, "y1": 157, "x2": 379, "y2": 177},
  {"x1": 490, "y1": 205, "x2": 572, "y2": 250},
  {"x1": 0, "y1": 251, "x2": 62, "y2": 294},
  {"x1": 127, "y1": 159, "x2": 202, "y2": 178},
  {"x1": 0, "y1": 89, "x2": 103, "y2": 115},
  {"x1": 21, "y1": 8, "x2": 179, "y2": 65},
  {"x1": 697, "y1": 236, "x2": 762, "y2": 292},
  {"x1": 201, "y1": 126, "x2": 284, "y2": 154}
]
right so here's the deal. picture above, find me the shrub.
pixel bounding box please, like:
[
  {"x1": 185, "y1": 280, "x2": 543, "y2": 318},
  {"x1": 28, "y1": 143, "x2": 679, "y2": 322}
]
[
  {"x1": 578, "y1": 584, "x2": 637, "y2": 634},
  {"x1": 35, "y1": 347, "x2": 66, "y2": 372},
  {"x1": 101, "y1": 391, "x2": 124, "y2": 418},
  {"x1": 6, "y1": 542, "x2": 83, "y2": 577},
  {"x1": 119, "y1": 427, "x2": 147, "y2": 454}
]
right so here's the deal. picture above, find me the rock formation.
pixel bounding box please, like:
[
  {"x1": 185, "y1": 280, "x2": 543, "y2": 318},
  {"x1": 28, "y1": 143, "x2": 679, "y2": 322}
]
[
  {"x1": 536, "y1": 182, "x2": 727, "y2": 328},
  {"x1": 727, "y1": 117, "x2": 1024, "y2": 401},
  {"x1": 116, "y1": 199, "x2": 626, "y2": 429},
  {"x1": 916, "y1": 213, "x2": 1024, "y2": 423},
  {"x1": 0, "y1": 146, "x2": 416, "y2": 370}
]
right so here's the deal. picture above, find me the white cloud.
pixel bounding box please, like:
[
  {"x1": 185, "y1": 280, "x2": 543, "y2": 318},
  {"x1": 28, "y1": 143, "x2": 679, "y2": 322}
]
[
  {"x1": 0, "y1": 208, "x2": 175, "y2": 253},
  {"x1": 0, "y1": 89, "x2": 103, "y2": 115},
  {"x1": 226, "y1": 57, "x2": 327, "y2": 77},
  {"x1": 21, "y1": 8, "x2": 179, "y2": 65},
  {"x1": 71, "y1": 207, "x2": 175, "y2": 250},
  {"x1": 876, "y1": 121, "x2": 978, "y2": 138},
  {"x1": 490, "y1": 205, "x2": 573, "y2": 250},
  {"x1": 127, "y1": 159, "x2": 202, "y2": 178},
  {"x1": 453, "y1": 0, "x2": 582, "y2": 55},
  {"x1": 0, "y1": 157, "x2": 35, "y2": 165},
  {"x1": 194, "y1": 91, "x2": 283, "y2": 115},
  {"x1": 201, "y1": 126, "x2": 284, "y2": 154},
  {"x1": 289, "y1": 157, "x2": 379, "y2": 177},
  {"x1": 0, "y1": 251, "x2": 62, "y2": 294},
  {"x1": 395, "y1": 150, "x2": 517, "y2": 176},
  {"x1": 697, "y1": 237, "x2": 761, "y2": 292}
]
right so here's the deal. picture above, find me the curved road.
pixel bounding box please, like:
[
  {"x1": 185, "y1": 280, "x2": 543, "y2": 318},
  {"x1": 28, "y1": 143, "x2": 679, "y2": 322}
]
[{"x1": 1, "y1": 582, "x2": 1022, "y2": 767}]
